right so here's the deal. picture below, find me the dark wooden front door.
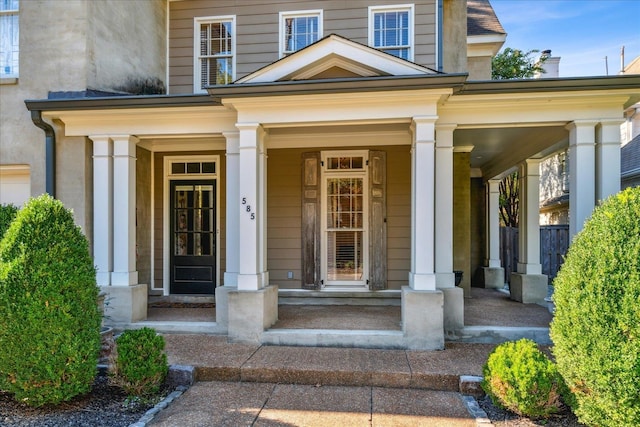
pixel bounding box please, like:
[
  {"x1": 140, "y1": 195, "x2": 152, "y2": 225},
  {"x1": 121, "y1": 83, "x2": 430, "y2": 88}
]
[{"x1": 170, "y1": 180, "x2": 216, "y2": 294}]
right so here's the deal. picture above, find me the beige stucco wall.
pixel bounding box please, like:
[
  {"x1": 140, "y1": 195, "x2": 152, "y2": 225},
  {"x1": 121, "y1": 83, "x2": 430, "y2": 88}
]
[
  {"x1": 442, "y1": 0, "x2": 467, "y2": 74},
  {"x1": 88, "y1": 0, "x2": 167, "y2": 92},
  {"x1": 53, "y1": 126, "x2": 93, "y2": 246},
  {"x1": 0, "y1": 0, "x2": 166, "y2": 204},
  {"x1": 467, "y1": 56, "x2": 491, "y2": 80},
  {"x1": 453, "y1": 152, "x2": 471, "y2": 296}
]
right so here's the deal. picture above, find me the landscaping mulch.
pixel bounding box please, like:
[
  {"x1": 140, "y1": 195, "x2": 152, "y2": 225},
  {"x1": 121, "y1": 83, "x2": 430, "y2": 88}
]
[
  {"x1": 0, "y1": 375, "x2": 168, "y2": 427},
  {"x1": 478, "y1": 395, "x2": 585, "y2": 426}
]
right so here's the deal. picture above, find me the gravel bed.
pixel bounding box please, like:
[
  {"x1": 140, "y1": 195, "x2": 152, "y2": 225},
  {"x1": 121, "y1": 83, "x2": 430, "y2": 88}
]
[
  {"x1": 478, "y1": 395, "x2": 585, "y2": 426},
  {"x1": 0, "y1": 375, "x2": 168, "y2": 427}
]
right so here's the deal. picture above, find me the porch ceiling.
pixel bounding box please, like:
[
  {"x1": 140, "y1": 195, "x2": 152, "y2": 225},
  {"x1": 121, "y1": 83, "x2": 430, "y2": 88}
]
[{"x1": 456, "y1": 125, "x2": 568, "y2": 178}]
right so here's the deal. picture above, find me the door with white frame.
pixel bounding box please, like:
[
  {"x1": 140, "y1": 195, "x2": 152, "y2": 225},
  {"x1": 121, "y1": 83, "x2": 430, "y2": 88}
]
[
  {"x1": 321, "y1": 151, "x2": 369, "y2": 289},
  {"x1": 164, "y1": 156, "x2": 219, "y2": 295}
]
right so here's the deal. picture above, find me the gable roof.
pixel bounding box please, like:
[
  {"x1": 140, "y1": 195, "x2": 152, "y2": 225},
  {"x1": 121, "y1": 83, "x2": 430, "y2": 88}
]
[
  {"x1": 467, "y1": 0, "x2": 506, "y2": 36},
  {"x1": 235, "y1": 34, "x2": 437, "y2": 84}
]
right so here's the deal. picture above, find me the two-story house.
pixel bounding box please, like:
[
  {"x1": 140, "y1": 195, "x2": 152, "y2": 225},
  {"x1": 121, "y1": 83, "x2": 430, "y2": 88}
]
[{"x1": 6, "y1": 0, "x2": 640, "y2": 350}]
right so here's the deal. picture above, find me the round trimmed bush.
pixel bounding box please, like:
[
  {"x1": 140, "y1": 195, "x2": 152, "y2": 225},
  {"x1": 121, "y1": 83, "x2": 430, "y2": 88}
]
[
  {"x1": 0, "y1": 195, "x2": 101, "y2": 407},
  {"x1": 550, "y1": 187, "x2": 640, "y2": 426},
  {"x1": 482, "y1": 339, "x2": 565, "y2": 418},
  {"x1": 111, "y1": 327, "x2": 168, "y2": 397}
]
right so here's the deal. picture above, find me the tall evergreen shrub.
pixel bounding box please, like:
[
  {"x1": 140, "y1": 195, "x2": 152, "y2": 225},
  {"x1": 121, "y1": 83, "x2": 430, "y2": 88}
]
[
  {"x1": 550, "y1": 187, "x2": 640, "y2": 426},
  {"x1": 0, "y1": 195, "x2": 101, "y2": 407},
  {"x1": 0, "y1": 203, "x2": 18, "y2": 239}
]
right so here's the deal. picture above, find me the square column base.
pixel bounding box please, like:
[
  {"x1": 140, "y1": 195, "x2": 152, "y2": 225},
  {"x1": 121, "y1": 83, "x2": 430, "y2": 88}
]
[
  {"x1": 441, "y1": 286, "x2": 464, "y2": 336},
  {"x1": 509, "y1": 273, "x2": 548, "y2": 305},
  {"x1": 100, "y1": 284, "x2": 147, "y2": 323},
  {"x1": 401, "y1": 286, "x2": 444, "y2": 350},
  {"x1": 228, "y1": 285, "x2": 278, "y2": 344},
  {"x1": 214, "y1": 285, "x2": 235, "y2": 331},
  {"x1": 483, "y1": 267, "x2": 505, "y2": 289}
]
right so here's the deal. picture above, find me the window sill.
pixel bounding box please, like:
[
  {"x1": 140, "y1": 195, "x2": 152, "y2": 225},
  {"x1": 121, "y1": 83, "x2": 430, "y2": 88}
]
[{"x1": 0, "y1": 77, "x2": 18, "y2": 85}]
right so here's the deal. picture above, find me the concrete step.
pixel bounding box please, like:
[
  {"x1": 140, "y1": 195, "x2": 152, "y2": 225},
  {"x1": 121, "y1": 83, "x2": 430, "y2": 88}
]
[
  {"x1": 262, "y1": 328, "x2": 406, "y2": 348},
  {"x1": 162, "y1": 334, "x2": 493, "y2": 396},
  {"x1": 278, "y1": 290, "x2": 401, "y2": 306}
]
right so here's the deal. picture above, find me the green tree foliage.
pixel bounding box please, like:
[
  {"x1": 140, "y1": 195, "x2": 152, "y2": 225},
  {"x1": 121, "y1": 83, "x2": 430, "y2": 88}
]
[
  {"x1": 492, "y1": 48, "x2": 547, "y2": 80},
  {"x1": 0, "y1": 204, "x2": 18, "y2": 239},
  {"x1": 111, "y1": 327, "x2": 168, "y2": 397},
  {"x1": 0, "y1": 195, "x2": 101, "y2": 407},
  {"x1": 482, "y1": 339, "x2": 566, "y2": 418},
  {"x1": 550, "y1": 187, "x2": 640, "y2": 426}
]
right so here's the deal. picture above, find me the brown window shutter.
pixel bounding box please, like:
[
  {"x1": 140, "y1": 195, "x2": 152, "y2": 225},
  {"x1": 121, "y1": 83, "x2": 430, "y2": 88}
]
[
  {"x1": 301, "y1": 152, "x2": 321, "y2": 289},
  {"x1": 368, "y1": 150, "x2": 387, "y2": 290}
]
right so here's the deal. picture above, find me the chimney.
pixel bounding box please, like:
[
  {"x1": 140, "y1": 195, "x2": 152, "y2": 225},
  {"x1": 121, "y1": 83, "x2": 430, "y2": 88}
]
[{"x1": 534, "y1": 49, "x2": 561, "y2": 78}]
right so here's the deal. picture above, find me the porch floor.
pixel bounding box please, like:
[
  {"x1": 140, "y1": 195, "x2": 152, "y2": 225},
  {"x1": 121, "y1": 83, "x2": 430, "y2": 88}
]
[{"x1": 145, "y1": 287, "x2": 552, "y2": 328}]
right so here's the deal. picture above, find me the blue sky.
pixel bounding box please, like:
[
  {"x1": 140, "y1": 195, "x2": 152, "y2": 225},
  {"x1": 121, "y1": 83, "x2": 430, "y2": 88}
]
[{"x1": 490, "y1": 0, "x2": 640, "y2": 77}]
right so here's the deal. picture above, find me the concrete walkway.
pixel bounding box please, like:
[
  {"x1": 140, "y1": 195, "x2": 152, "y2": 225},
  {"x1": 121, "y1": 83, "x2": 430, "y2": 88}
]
[
  {"x1": 146, "y1": 334, "x2": 497, "y2": 426},
  {"x1": 149, "y1": 381, "x2": 478, "y2": 426}
]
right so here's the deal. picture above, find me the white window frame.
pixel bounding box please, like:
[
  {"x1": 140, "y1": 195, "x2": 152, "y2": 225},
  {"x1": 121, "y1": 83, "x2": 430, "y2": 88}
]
[
  {"x1": 320, "y1": 150, "x2": 369, "y2": 289},
  {"x1": 0, "y1": 0, "x2": 19, "y2": 78},
  {"x1": 278, "y1": 9, "x2": 323, "y2": 58},
  {"x1": 193, "y1": 15, "x2": 236, "y2": 94},
  {"x1": 368, "y1": 4, "x2": 414, "y2": 61}
]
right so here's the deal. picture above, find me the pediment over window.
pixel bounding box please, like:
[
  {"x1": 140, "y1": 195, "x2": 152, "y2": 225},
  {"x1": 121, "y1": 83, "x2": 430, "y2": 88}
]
[{"x1": 236, "y1": 34, "x2": 436, "y2": 84}]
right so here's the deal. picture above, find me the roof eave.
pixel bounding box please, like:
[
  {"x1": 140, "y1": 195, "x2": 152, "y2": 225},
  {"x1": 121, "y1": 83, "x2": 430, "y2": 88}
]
[
  {"x1": 207, "y1": 74, "x2": 469, "y2": 99},
  {"x1": 25, "y1": 93, "x2": 219, "y2": 112},
  {"x1": 460, "y1": 74, "x2": 640, "y2": 95}
]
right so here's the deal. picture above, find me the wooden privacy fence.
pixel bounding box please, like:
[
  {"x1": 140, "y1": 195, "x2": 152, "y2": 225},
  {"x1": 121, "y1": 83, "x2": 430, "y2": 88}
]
[{"x1": 500, "y1": 225, "x2": 570, "y2": 284}]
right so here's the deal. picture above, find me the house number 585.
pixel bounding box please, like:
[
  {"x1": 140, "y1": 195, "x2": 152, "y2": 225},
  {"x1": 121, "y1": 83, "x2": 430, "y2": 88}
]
[{"x1": 242, "y1": 197, "x2": 256, "y2": 220}]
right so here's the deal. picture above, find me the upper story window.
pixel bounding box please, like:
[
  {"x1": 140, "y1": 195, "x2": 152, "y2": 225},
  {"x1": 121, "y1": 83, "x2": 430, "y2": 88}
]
[
  {"x1": 0, "y1": 0, "x2": 19, "y2": 77},
  {"x1": 368, "y1": 4, "x2": 414, "y2": 61},
  {"x1": 279, "y1": 9, "x2": 322, "y2": 57},
  {"x1": 194, "y1": 16, "x2": 235, "y2": 92}
]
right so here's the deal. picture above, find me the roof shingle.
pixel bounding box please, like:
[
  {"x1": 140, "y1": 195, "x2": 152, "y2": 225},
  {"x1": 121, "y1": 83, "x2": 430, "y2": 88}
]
[{"x1": 468, "y1": 0, "x2": 506, "y2": 36}]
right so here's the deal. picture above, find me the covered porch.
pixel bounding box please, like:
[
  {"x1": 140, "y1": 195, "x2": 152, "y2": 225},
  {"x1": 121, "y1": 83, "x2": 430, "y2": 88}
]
[{"x1": 25, "y1": 36, "x2": 639, "y2": 350}]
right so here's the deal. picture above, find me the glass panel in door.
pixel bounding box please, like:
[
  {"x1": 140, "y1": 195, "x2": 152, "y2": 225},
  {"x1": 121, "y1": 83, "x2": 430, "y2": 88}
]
[
  {"x1": 170, "y1": 180, "x2": 216, "y2": 294},
  {"x1": 326, "y1": 177, "x2": 364, "y2": 284}
]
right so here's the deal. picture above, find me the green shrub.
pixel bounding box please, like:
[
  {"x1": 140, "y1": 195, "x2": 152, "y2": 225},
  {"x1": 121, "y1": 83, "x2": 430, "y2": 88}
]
[
  {"x1": 111, "y1": 328, "x2": 168, "y2": 397},
  {"x1": 482, "y1": 339, "x2": 565, "y2": 418},
  {"x1": 0, "y1": 194, "x2": 101, "y2": 407},
  {"x1": 550, "y1": 187, "x2": 640, "y2": 427},
  {"x1": 0, "y1": 203, "x2": 18, "y2": 239}
]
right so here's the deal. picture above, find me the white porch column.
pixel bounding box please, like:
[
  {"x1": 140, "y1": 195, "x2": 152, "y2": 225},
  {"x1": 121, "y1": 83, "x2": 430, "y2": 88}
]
[
  {"x1": 403, "y1": 116, "x2": 444, "y2": 350},
  {"x1": 486, "y1": 179, "x2": 501, "y2": 268},
  {"x1": 567, "y1": 121, "x2": 597, "y2": 238},
  {"x1": 596, "y1": 120, "x2": 622, "y2": 201},
  {"x1": 510, "y1": 159, "x2": 547, "y2": 304},
  {"x1": 517, "y1": 159, "x2": 542, "y2": 275},
  {"x1": 217, "y1": 131, "x2": 240, "y2": 330},
  {"x1": 111, "y1": 135, "x2": 138, "y2": 286},
  {"x1": 435, "y1": 123, "x2": 455, "y2": 288},
  {"x1": 259, "y1": 131, "x2": 268, "y2": 287},
  {"x1": 236, "y1": 123, "x2": 265, "y2": 291},
  {"x1": 483, "y1": 179, "x2": 504, "y2": 289},
  {"x1": 91, "y1": 135, "x2": 113, "y2": 286},
  {"x1": 228, "y1": 123, "x2": 277, "y2": 343},
  {"x1": 223, "y1": 131, "x2": 240, "y2": 287},
  {"x1": 409, "y1": 116, "x2": 437, "y2": 291}
]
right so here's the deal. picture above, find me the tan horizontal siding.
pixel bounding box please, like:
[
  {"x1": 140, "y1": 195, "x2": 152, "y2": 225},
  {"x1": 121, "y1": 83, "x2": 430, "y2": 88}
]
[
  {"x1": 266, "y1": 144, "x2": 410, "y2": 290},
  {"x1": 169, "y1": 0, "x2": 437, "y2": 93}
]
